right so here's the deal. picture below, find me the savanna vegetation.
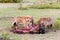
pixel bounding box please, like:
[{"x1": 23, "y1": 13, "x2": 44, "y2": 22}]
[
  {"x1": 0, "y1": 8, "x2": 60, "y2": 40},
  {"x1": 29, "y1": 4, "x2": 60, "y2": 9},
  {"x1": 0, "y1": 0, "x2": 60, "y2": 40},
  {"x1": 0, "y1": 0, "x2": 22, "y2": 3}
]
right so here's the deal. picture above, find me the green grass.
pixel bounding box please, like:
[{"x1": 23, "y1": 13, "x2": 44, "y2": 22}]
[
  {"x1": 18, "y1": 4, "x2": 60, "y2": 10},
  {"x1": 54, "y1": 18, "x2": 60, "y2": 30},
  {"x1": 0, "y1": 8, "x2": 60, "y2": 22},
  {"x1": 0, "y1": 8, "x2": 60, "y2": 29},
  {"x1": 29, "y1": 4, "x2": 60, "y2": 9}
]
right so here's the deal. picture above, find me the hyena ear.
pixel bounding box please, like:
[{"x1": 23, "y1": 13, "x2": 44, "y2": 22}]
[{"x1": 13, "y1": 22, "x2": 17, "y2": 26}]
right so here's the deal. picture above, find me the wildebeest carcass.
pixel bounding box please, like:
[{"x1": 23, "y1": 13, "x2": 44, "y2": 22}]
[{"x1": 38, "y1": 17, "x2": 55, "y2": 34}]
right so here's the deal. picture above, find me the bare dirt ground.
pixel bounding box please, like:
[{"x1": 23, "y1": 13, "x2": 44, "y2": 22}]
[
  {"x1": 15, "y1": 31, "x2": 60, "y2": 40},
  {"x1": 2, "y1": 30, "x2": 60, "y2": 40}
]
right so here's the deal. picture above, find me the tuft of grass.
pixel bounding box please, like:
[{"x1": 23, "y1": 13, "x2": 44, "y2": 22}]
[
  {"x1": 1, "y1": 31, "x2": 10, "y2": 40},
  {"x1": 29, "y1": 4, "x2": 60, "y2": 9},
  {"x1": 18, "y1": 4, "x2": 60, "y2": 10},
  {"x1": 54, "y1": 18, "x2": 60, "y2": 30}
]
